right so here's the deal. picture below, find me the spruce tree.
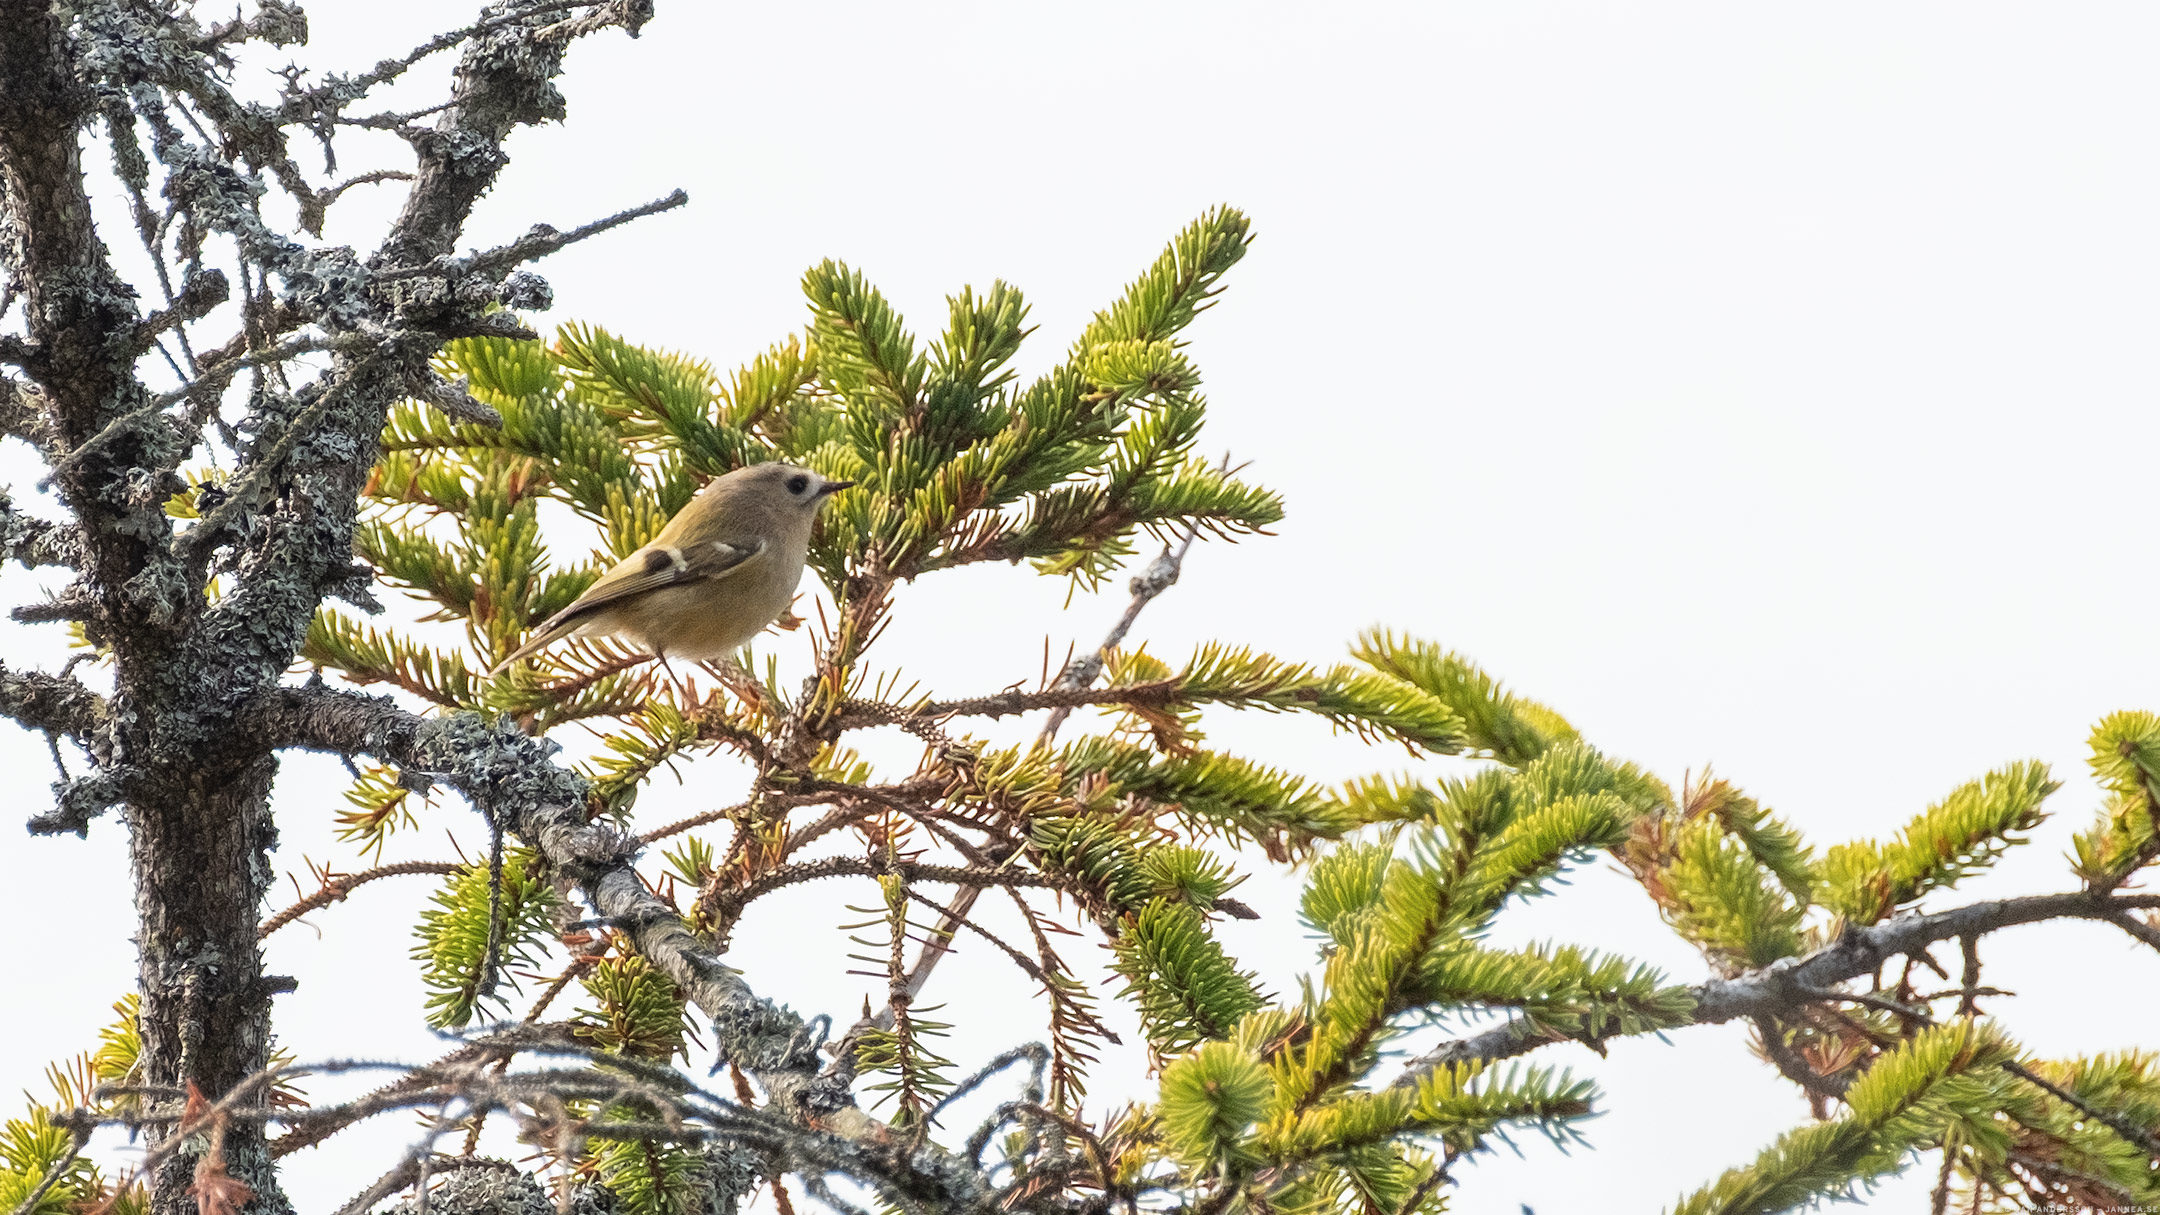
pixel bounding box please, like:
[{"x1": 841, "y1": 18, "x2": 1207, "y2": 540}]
[{"x1": 2, "y1": 5, "x2": 2157, "y2": 1215}]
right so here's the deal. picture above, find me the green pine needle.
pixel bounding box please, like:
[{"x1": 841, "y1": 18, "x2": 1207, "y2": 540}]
[
  {"x1": 1113, "y1": 899, "x2": 1267, "y2": 1056},
  {"x1": 1351, "y1": 631, "x2": 1580, "y2": 768},
  {"x1": 1817, "y1": 762, "x2": 2058, "y2": 925},
  {"x1": 1668, "y1": 1020, "x2": 2018, "y2": 1215},
  {"x1": 412, "y1": 849, "x2": 561, "y2": 1028}
]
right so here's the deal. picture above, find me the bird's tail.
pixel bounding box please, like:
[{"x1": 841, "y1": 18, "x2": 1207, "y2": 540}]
[{"x1": 487, "y1": 622, "x2": 577, "y2": 677}]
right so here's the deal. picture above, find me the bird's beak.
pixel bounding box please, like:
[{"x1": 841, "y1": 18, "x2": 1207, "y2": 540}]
[{"x1": 817, "y1": 480, "x2": 855, "y2": 497}]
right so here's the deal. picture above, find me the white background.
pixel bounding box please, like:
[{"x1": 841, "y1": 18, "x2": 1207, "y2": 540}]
[{"x1": 4, "y1": 3, "x2": 2159, "y2": 1212}]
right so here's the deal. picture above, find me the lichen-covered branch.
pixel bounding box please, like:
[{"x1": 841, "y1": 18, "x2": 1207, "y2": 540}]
[
  {"x1": 0, "y1": 659, "x2": 107, "y2": 740},
  {"x1": 0, "y1": 491, "x2": 77, "y2": 568},
  {"x1": 1396, "y1": 890, "x2": 2160, "y2": 1081},
  {"x1": 247, "y1": 683, "x2": 1015, "y2": 1212},
  {"x1": 0, "y1": 3, "x2": 680, "y2": 1210}
]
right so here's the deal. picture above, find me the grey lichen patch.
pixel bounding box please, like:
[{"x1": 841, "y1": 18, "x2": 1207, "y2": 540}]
[
  {"x1": 699, "y1": 1143, "x2": 764, "y2": 1215},
  {"x1": 459, "y1": 16, "x2": 572, "y2": 130},
  {"x1": 388, "y1": 1167, "x2": 555, "y2": 1215},
  {"x1": 3, "y1": 2, "x2": 724, "y2": 1208},
  {"x1": 414, "y1": 127, "x2": 511, "y2": 182},
  {"x1": 499, "y1": 271, "x2": 552, "y2": 312},
  {"x1": 119, "y1": 558, "x2": 191, "y2": 625},
  {"x1": 31, "y1": 767, "x2": 131, "y2": 836},
  {"x1": 711, "y1": 999, "x2": 817, "y2": 1077},
  {"x1": 283, "y1": 246, "x2": 374, "y2": 333},
  {"x1": 416, "y1": 710, "x2": 591, "y2": 832}
]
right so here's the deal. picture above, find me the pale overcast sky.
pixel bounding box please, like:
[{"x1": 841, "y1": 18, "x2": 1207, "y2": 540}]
[{"x1": 5, "y1": 4, "x2": 2159, "y2": 1213}]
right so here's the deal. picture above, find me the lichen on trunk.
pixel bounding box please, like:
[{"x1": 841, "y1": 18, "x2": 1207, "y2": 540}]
[{"x1": 128, "y1": 755, "x2": 290, "y2": 1215}]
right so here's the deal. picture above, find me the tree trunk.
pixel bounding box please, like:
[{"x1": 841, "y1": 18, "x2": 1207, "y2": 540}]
[{"x1": 130, "y1": 750, "x2": 292, "y2": 1215}]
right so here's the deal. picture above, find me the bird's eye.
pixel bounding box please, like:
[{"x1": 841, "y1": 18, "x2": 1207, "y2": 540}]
[{"x1": 786, "y1": 474, "x2": 810, "y2": 495}]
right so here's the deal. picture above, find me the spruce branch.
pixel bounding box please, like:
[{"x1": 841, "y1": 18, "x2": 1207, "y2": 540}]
[
  {"x1": 258, "y1": 861, "x2": 463, "y2": 938},
  {"x1": 2001, "y1": 1060, "x2": 2160, "y2": 1163},
  {"x1": 639, "y1": 799, "x2": 756, "y2": 845},
  {"x1": 899, "y1": 520, "x2": 1210, "y2": 1029},
  {"x1": 244, "y1": 684, "x2": 1009, "y2": 1208},
  {"x1": 1397, "y1": 889, "x2": 2160, "y2": 1081},
  {"x1": 833, "y1": 647, "x2": 1463, "y2": 753},
  {"x1": 3, "y1": 1112, "x2": 89, "y2": 1215},
  {"x1": 2077, "y1": 711, "x2": 2160, "y2": 890},
  {"x1": 1667, "y1": 1020, "x2": 2018, "y2": 1215},
  {"x1": 1800, "y1": 966, "x2": 2160, "y2": 1166},
  {"x1": 706, "y1": 858, "x2": 1079, "y2": 951},
  {"x1": 41, "y1": 44, "x2": 2140, "y2": 1203},
  {"x1": 1816, "y1": 762, "x2": 2058, "y2": 925}
]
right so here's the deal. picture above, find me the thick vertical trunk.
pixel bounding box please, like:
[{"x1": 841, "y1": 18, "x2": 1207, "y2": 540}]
[
  {"x1": 129, "y1": 751, "x2": 292, "y2": 1215},
  {"x1": 0, "y1": 3, "x2": 644, "y2": 1206}
]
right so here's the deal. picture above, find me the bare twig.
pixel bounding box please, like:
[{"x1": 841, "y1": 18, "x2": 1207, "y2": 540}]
[
  {"x1": 312, "y1": 169, "x2": 416, "y2": 214},
  {"x1": 639, "y1": 799, "x2": 755, "y2": 845},
  {"x1": 709, "y1": 857, "x2": 1074, "y2": 950},
  {"x1": 271, "y1": 0, "x2": 600, "y2": 123},
  {"x1": 259, "y1": 862, "x2": 462, "y2": 938},
  {"x1": 472, "y1": 190, "x2": 689, "y2": 274},
  {"x1": 832, "y1": 680, "x2": 1181, "y2": 735},
  {"x1": 1751, "y1": 1015, "x2": 1851, "y2": 1099},
  {"x1": 1039, "y1": 530, "x2": 1200, "y2": 742},
  {"x1": 885, "y1": 512, "x2": 1214, "y2": 1020},
  {"x1": 2107, "y1": 908, "x2": 2160, "y2": 954},
  {"x1": 1797, "y1": 984, "x2": 1931, "y2": 1025},
  {"x1": 1931, "y1": 1143, "x2": 1958, "y2": 1215},
  {"x1": 522, "y1": 958, "x2": 595, "y2": 1025},
  {"x1": 376, "y1": 190, "x2": 691, "y2": 283}
]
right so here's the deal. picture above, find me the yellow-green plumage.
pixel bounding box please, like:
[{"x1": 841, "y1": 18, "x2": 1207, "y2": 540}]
[{"x1": 489, "y1": 462, "x2": 849, "y2": 673}]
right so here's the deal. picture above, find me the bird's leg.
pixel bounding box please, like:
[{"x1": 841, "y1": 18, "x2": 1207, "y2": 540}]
[
  {"x1": 654, "y1": 651, "x2": 687, "y2": 693},
  {"x1": 705, "y1": 657, "x2": 766, "y2": 713}
]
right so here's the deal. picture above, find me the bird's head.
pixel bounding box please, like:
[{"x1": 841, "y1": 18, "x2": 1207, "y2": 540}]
[
  {"x1": 748, "y1": 461, "x2": 851, "y2": 511},
  {"x1": 698, "y1": 461, "x2": 853, "y2": 533}
]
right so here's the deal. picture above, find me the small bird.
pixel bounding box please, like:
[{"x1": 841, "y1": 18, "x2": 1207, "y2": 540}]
[{"x1": 489, "y1": 461, "x2": 852, "y2": 675}]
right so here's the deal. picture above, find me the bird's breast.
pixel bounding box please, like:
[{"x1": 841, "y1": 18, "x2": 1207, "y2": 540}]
[{"x1": 613, "y1": 557, "x2": 804, "y2": 662}]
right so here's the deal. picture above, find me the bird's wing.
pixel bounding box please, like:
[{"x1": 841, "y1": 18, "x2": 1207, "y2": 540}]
[
  {"x1": 553, "y1": 536, "x2": 769, "y2": 620},
  {"x1": 489, "y1": 537, "x2": 768, "y2": 673}
]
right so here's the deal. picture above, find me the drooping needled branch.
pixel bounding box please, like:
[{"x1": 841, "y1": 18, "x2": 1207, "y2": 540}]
[{"x1": 892, "y1": 519, "x2": 1208, "y2": 1026}]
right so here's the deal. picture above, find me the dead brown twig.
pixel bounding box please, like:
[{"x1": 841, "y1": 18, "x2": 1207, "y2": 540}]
[{"x1": 259, "y1": 861, "x2": 463, "y2": 939}]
